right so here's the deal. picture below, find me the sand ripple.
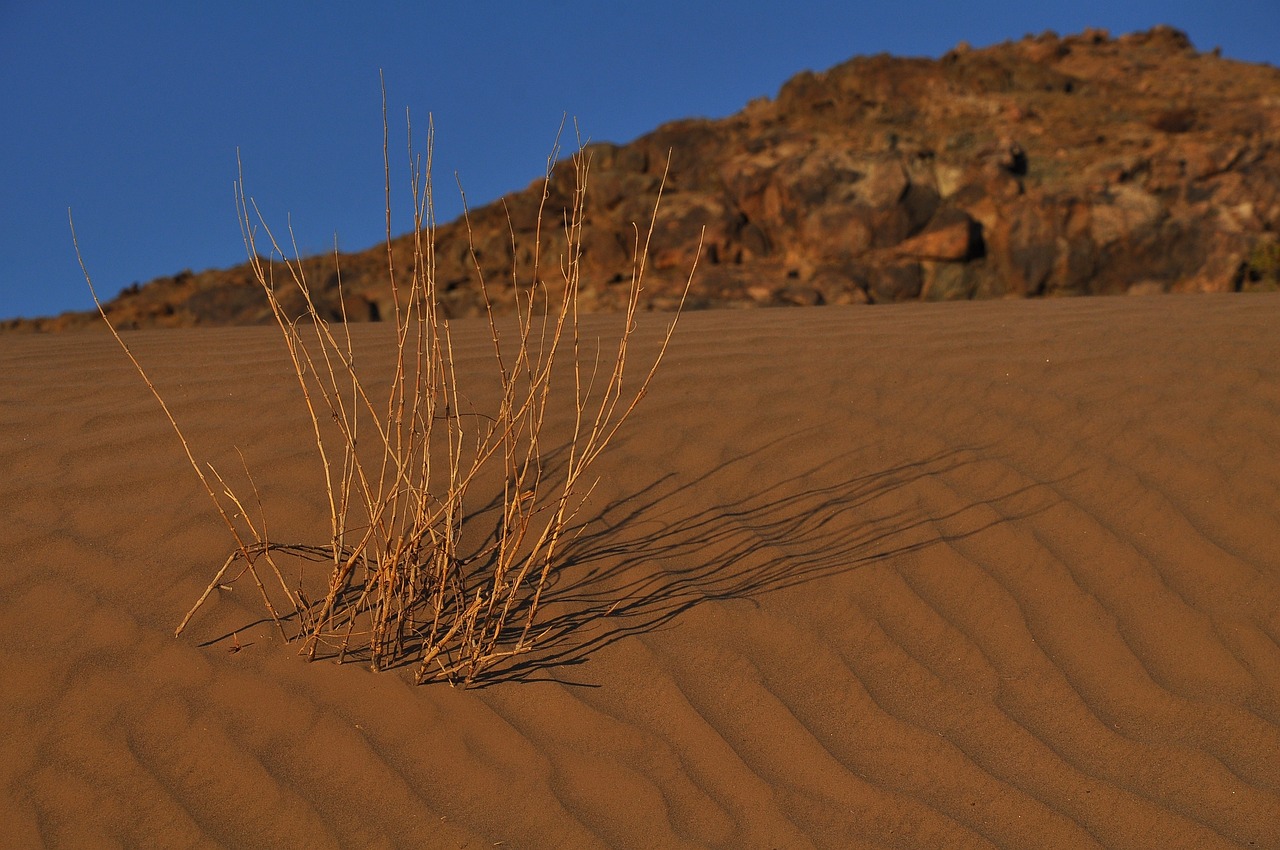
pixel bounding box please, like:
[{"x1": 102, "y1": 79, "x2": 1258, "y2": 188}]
[{"x1": 3, "y1": 295, "x2": 1279, "y2": 847}]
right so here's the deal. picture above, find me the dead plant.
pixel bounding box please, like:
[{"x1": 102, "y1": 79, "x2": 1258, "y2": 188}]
[{"x1": 75, "y1": 97, "x2": 697, "y2": 686}]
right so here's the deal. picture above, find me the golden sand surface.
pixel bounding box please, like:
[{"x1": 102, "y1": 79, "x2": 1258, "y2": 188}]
[{"x1": 2, "y1": 294, "x2": 1279, "y2": 848}]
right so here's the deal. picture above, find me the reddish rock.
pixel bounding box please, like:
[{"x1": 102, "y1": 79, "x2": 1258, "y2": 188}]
[
  {"x1": 867, "y1": 262, "x2": 923, "y2": 303},
  {"x1": 895, "y1": 208, "x2": 983, "y2": 261}
]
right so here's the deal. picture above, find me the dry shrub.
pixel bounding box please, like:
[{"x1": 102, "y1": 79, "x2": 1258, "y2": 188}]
[{"x1": 76, "y1": 102, "x2": 696, "y2": 685}]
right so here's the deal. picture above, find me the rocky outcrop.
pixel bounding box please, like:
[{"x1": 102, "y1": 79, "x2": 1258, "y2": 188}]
[{"x1": 11, "y1": 25, "x2": 1280, "y2": 331}]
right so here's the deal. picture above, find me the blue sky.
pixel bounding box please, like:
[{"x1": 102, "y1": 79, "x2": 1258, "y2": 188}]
[{"x1": 3, "y1": 1, "x2": 1277, "y2": 321}]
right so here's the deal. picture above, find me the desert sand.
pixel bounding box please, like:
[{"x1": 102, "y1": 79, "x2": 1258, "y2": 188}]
[{"x1": 2, "y1": 292, "x2": 1279, "y2": 849}]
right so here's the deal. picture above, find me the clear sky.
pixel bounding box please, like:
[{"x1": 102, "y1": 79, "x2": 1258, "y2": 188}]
[{"x1": 3, "y1": 1, "x2": 1277, "y2": 322}]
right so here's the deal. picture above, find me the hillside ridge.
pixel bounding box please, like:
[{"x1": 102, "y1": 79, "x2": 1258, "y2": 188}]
[{"x1": 12, "y1": 24, "x2": 1280, "y2": 331}]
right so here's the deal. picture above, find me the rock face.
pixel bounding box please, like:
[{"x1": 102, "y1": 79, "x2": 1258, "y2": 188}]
[{"x1": 12, "y1": 26, "x2": 1280, "y2": 331}]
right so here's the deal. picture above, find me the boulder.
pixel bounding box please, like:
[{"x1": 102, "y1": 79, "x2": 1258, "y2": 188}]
[{"x1": 895, "y1": 208, "x2": 983, "y2": 261}]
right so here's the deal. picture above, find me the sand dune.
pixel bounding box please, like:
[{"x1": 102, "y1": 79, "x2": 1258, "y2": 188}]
[{"x1": 3, "y1": 293, "x2": 1279, "y2": 848}]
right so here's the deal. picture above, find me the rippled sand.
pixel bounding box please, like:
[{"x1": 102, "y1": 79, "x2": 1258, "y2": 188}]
[{"x1": 3, "y1": 293, "x2": 1279, "y2": 848}]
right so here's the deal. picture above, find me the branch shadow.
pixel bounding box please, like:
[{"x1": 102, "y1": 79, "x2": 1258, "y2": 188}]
[
  {"x1": 191, "y1": 431, "x2": 1069, "y2": 687},
  {"x1": 480, "y1": 435, "x2": 1069, "y2": 687}
]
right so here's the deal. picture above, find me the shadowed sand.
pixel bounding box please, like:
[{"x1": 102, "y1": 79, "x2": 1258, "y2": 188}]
[{"x1": 2, "y1": 294, "x2": 1279, "y2": 848}]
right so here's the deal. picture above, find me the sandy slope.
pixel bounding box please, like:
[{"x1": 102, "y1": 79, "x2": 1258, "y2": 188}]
[{"x1": 2, "y1": 294, "x2": 1279, "y2": 849}]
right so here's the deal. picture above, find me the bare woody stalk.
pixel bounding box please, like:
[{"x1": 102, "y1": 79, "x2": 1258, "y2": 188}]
[
  {"x1": 72, "y1": 219, "x2": 304, "y2": 643},
  {"x1": 77, "y1": 97, "x2": 697, "y2": 686}
]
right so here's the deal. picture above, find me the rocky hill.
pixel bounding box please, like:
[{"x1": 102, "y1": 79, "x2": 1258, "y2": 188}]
[{"x1": 12, "y1": 25, "x2": 1280, "y2": 331}]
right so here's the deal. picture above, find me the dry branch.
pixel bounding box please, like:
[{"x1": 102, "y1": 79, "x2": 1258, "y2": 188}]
[{"x1": 77, "y1": 96, "x2": 696, "y2": 686}]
